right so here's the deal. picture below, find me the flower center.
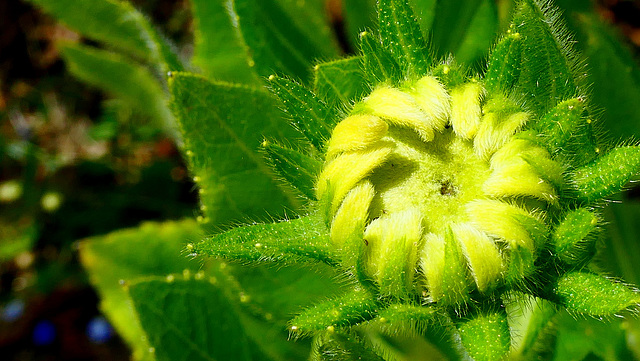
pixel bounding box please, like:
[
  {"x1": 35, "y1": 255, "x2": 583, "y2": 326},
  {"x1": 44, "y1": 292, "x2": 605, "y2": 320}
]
[{"x1": 369, "y1": 127, "x2": 490, "y2": 234}]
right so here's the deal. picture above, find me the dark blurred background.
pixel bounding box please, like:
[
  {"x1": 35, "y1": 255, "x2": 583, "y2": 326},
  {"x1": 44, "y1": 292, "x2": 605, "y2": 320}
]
[
  {"x1": 0, "y1": 1, "x2": 197, "y2": 359},
  {"x1": 1, "y1": 0, "x2": 639, "y2": 360}
]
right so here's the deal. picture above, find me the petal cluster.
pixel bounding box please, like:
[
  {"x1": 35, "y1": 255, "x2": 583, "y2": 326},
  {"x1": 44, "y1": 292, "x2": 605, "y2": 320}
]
[{"x1": 317, "y1": 76, "x2": 561, "y2": 304}]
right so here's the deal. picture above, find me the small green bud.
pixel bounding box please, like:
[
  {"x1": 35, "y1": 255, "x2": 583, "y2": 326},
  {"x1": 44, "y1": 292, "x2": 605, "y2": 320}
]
[
  {"x1": 572, "y1": 146, "x2": 640, "y2": 203},
  {"x1": 551, "y1": 272, "x2": 639, "y2": 316},
  {"x1": 457, "y1": 308, "x2": 510, "y2": 361},
  {"x1": 552, "y1": 208, "x2": 599, "y2": 266}
]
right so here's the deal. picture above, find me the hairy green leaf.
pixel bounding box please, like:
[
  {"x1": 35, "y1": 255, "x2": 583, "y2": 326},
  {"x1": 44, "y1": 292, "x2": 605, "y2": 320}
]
[
  {"x1": 194, "y1": 213, "x2": 336, "y2": 265},
  {"x1": 268, "y1": 75, "x2": 336, "y2": 151},
  {"x1": 571, "y1": 146, "x2": 640, "y2": 203},
  {"x1": 206, "y1": 261, "x2": 347, "y2": 360},
  {"x1": 457, "y1": 308, "x2": 510, "y2": 361},
  {"x1": 552, "y1": 208, "x2": 598, "y2": 266},
  {"x1": 484, "y1": 32, "x2": 523, "y2": 93},
  {"x1": 511, "y1": 0, "x2": 583, "y2": 115},
  {"x1": 510, "y1": 297, "x2": 558, "y2": 360},
  {"x1": 311, "y1": 331, "x2": 384, "y2": 361},
  {"x1": 534, "y1": 98, "x2": 594, "y2": 161},
  {"x1": 234, "y1": 0, "x2": 339, "y2": 81},
  {"x1": 291, "y1": 289, "x2": 380, "y2": 335},
  {"x1": 79, "y1": 219, "x2": 201, "y2": 361},
  {"x1": 129, "y1": 276, "x2": 270, "y2": 361},
  {"x1": 550, "y1": 272, "x2": 639, "y2": 316},
  {"x1": 378, "y1": 0, "x2": 431, "y2": 76},
  {"x1": 169, "y1": 72, "x2": 301, "y2": 227},
  {"x1": 359, "y1": 31, "x2": 404, "y2": 84},
  {"x1": 189, "y1": 0, "x2": 260, "y2": 84},
  {"x1": 314, "y1": 57, "x2": 368, "y2": 109},
  {"x1": 262, "y1": 141, "x2": 323, "y2": 200}
]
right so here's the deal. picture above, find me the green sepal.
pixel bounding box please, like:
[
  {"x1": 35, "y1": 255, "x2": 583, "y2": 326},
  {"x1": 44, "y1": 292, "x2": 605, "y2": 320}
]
[
  {"x1": 484, "y1": 32, "x2": 523, "y2": 94},
  {"x1": 521, "y1": 153, "x2": 565, "y2": 193},
  {"x1": 290, "y1": 288, "x2": 380, "y2": 335},
  {"x1": 268, "y1": 75, "x2": 336, "y2": 151},
  {"x1": 512, "y1": 296, "x2": 558, "y2": 359},
  {"x1": 261, "y1": 141, "x2": 322, "y2": 200},
  {"x1": 440, "y1": 228, "x2": 471, "y2": 306},
  {"x1": 571, "y1": 146, "x2": 640, "y2": 203},
  {"x1": 371, "y1": 303, "x2": 435, "y2": 335},
  {"x1": 534, "y1": 98, "x2": 598, "y2": 166},
  {"x1": 310, "y1": 330, "x2": 384, "y2": 361},
  {"x1": 456, "y1": 307, "x2": 510, "y2": 361},
  {"x1": 377, "y1": 239, "x2": 415, "y2": 299},
  {"x1": 552, "y1": 208, "x2": 599, "y2": 267},
  {"x1": 506, "y1": 244, "x2": 535, "y2": 285},
  {"x1": 430, "y1": 63, "x2": 468, "y2": 89},
  {"x1": 513, "y1": 213, "x2": 550, "y2": 252},
  {"x1": 550, "y1": 272, "x2": 639, "y2": 316},
  {"x1": 359, "y1": 30, "x2": 404, "y2": 85},
  {"x1": 511, "y1": 0, "x2": 582, "y2": 115},
  {"x1": 193, "y1": 213, "x2": 337, "y2": 265},
  {"x1": 535, "y1": 98, "x2": 585, "y2": 149},
  {"x1": 314, "y1": 57, "x2": 368, "y2": 109},
  {"x1": 342, "y1": 226, "x2": 375, "y2": 294},
  {"x1": 377, "y1": 0, "x2": 431, "y2": 78},
  {"x1": 483, "y1": 93, "x2": 525, "y2": 119}
]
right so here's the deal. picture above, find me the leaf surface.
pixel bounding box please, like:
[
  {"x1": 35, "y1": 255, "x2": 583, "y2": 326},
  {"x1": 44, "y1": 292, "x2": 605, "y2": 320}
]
[
  {"x1": 194, "y1": 213, "x2": 336, "y2": 265},
  {"x1": 268, "y1": 75, "x2": 336, "y2": 151},
  {"x1": 189, "y1": 0, "x2": 261, "y2": 84},
  {"x1": 129, "y1": 262, "x2": 345, "y2": 361},
  {"x1": 169, "y1": 72, "x2": 301, "y2": 227},
  {"x1": 511, "y1": 0, "x2": 582, "y2": 115},
  {"x1": 430, "y1": 0, "x2": 483, "y2": 58},
  {"x1": 234, "y1": 0, "x2": 340, "y2": 81},
  {"x1": 378, "y1": 0, "x2": 431, "y2": 76},
  {"x1": 128, "y1": 277, "x2": 266, "y2": 361},
  {"x1": 79, "y1": 219, "x2": 202, "y2": 361},
  {"x1": 314, "y1": 57, "x2": 368, "y2": 109}
]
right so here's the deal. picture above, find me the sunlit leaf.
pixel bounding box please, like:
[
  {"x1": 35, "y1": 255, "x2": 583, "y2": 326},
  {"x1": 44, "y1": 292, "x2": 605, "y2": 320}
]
[
  {"x1": 169, "y1": 72, "x2": 301, "y2": 227},
  {"x1": 79, "y1": 219, "x2": 201, "y2": 361}
]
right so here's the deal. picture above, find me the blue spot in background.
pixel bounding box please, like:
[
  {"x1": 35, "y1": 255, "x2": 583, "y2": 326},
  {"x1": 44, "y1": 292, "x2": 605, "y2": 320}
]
[
  {"x1": 33, "y1": 320, "x2": 56, "y2": 346},
  {"x1": 2, "y1": 299, "x2": 25, "y2": 322},
  {"x1": 86, "y1": 316, "x2": 113, "y2": 344}
]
